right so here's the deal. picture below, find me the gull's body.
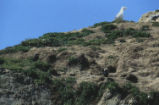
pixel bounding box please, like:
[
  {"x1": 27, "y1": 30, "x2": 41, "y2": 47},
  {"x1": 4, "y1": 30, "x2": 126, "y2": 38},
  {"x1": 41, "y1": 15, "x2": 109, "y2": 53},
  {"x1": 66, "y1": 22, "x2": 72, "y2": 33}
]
[{"x1": 116, "y1": 6, "x2": 127, "y2": 20}]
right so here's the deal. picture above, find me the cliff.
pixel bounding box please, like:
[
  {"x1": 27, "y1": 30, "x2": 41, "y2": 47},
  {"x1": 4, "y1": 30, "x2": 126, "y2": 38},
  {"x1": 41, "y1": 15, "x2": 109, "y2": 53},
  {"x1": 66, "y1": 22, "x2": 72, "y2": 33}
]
[{"x1": 0, "y1": 19, "x2": 159, "y2": 105}]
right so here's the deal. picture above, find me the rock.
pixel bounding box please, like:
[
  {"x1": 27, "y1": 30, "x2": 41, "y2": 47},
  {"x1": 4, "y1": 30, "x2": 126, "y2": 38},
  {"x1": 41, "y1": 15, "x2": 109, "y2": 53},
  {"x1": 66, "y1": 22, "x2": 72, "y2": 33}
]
[
  {"x1": 102, "y1": 66, "x2": 116, "y2": 77},
  {"x1": 126, "y1": 74, "x2": 138, "y2": 83},
  {"x1": 0, "y1": 69, "x2": 53, "y2": 105},
  {"x1": 139, "y1": 10, "x2": 159, "y2": 22},
  {"x1": 103, "y1": 68, "x2": 109, "y2": 77}
]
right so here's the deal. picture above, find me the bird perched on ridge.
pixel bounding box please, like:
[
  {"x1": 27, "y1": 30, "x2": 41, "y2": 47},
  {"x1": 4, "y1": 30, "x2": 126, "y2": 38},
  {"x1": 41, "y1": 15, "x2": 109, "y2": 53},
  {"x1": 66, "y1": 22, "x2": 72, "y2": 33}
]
[{"x1": 115, "y1": 6, "x2": 127, "y2": 21}]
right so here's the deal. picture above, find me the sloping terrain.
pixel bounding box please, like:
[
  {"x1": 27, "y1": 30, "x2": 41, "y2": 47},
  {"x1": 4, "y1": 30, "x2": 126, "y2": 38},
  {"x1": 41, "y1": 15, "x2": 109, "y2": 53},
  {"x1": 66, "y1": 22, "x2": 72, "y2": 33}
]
[{"x1": 0, "y1": 21, "x2": 159, "y2": 105}]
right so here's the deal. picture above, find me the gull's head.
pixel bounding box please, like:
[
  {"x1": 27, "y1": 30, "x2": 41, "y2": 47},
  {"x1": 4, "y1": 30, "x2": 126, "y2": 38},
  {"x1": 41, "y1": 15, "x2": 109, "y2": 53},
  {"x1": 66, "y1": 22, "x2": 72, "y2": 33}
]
[{"x1": 122, "y1": 6, "x2": 127, "y2": 11}]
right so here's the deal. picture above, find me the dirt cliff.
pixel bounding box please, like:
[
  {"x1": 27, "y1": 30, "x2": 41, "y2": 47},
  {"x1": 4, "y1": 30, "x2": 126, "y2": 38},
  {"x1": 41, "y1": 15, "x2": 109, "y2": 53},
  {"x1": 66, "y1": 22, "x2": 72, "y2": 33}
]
[{"x1": 0, "y1": 20, "x2": 159, "y2": 105}]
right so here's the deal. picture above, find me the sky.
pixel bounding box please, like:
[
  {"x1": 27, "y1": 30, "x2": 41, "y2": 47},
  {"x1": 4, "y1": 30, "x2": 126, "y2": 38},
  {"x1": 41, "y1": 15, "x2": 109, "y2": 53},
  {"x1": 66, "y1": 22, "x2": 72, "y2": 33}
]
[{"x1": 0, "y1": 0, "x2": 159, "y2": 49}]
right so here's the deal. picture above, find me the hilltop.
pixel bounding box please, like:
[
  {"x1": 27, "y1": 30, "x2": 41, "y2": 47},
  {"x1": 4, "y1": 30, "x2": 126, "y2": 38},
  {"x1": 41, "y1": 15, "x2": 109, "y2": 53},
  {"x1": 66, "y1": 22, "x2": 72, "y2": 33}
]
[{"x1": 0, "y1": 20, "x2": 159, "y2": 105}]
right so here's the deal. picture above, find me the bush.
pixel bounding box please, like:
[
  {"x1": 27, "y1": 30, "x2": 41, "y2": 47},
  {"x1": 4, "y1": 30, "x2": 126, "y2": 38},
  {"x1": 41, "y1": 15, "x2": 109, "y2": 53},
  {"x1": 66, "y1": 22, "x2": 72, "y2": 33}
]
[
  {"x1": 101, "y1": 24, "x2": 117, "y2": 33},
  {"x1": 141, "y1": 25, "x2": 150, "y2": 31},
  {"x1": 92, "y1": 21, "x2": 111, "y2": 27},
  {"x1": 112, "y1": 19, "x2": 131, "y2": 23},
  {"x1": 68, "y1": 56, "x2": 79, "y2": 66},
  {"x1": 57, "y1": 48, "x2": 67, "y2": 53},
  {"x1": 76, "y1": 82, "x2": 98, "y2": 105},
  {"x1": 152, "y1": 22, "x2": 159, "y2": 27},
  {"x1": 89, "y1": 46, "x2": 101, "y2": 51},
  {"x1": 52, "y1": 78, "x2": 76, "y2": 105},
  {"x1": 123, "y1": 83, "x2": 148, "y2": 104},
  {"x1": 33, "y1": 61, "x2": 51, "y2": 71},
  {"x1": 83, "y1": 39, "x2": 107, "y2": 46},
  {"x1": 21, "y1": 30, "x2": 93, "y2": 48},
  {"x1": 0, "y1": 45, "x2": 31, "y2": 54},
  {"x1": 47, "y1": 54, "x2": 57, "y2": 63},
  {"x1": 155, "y1": 9, "x2": 159, "y2": 12},
  {"x1": 0, "y1": 57, "x2": 52, "y2": 85},
  {"x1": 0, "y1": 57, "x2": 5, "y2": 65},
  {"x1": 105, "y1": 28, "x2": 151, "y2": 44},
  {"x1": 81, "y1": 29, "x2": 94, "y2": 36}
]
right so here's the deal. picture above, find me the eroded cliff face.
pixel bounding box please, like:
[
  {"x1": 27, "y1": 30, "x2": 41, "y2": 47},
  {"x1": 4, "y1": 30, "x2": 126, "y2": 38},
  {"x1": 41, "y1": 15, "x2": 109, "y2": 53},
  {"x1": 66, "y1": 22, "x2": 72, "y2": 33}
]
[
  {"x1": 0, "y1": 69, "x2": 52, "y2": 105},
  {"x1": 0, "y1": 21, "x2": 159, "y2": 105},
  {"x1": 0, "y1": 69, "x2": 146, "y2": 105},
  {"x1": 139, "y1": 10, "x2": 159, "y2": 22}
]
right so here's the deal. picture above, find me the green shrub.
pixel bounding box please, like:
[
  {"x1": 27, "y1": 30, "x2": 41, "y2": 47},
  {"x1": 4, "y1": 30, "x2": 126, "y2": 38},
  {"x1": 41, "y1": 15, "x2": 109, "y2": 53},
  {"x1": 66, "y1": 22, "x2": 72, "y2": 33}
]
[
  {"x1": 155, "y1": 9, "x2": 159, "y2": 12},
  {"x1": 76, "y1": 82, "x2": 98, "y2": 105},
  {"x1": 57, "y1": 48, "x2": 67, "y2": 53},
  {"x1": 112, "y1": 18, "x2": 132, "y2": 23},
  {"x1": 21, "y1": 30, "x2": 93, "y2": 48},
  {"x1": 52, "y1": 78, "x2": 76, "y2": 105},
  {"x1": 141, "y1": 25, "x2": 150, "y2": 31},
  {"x1": 123, "y1": 83, "x2": 148, "y2": 104},
  {"x1": 0, "y1": 45, "x2": 31, "y2": 54},
  {"x1": 0, "y1": 57, "x2": 5, "y2": 65},
  {"x1": 105, "y1": 28, "x2": 150, "y2": 44},
  {"x1": 89, "y1": 46, "x2": 102, "y2": 51},
  {"x1": 101, "y1": 24, "x2": 117, "y2": 33},
  {"x1": 83, "y1": 39, "x2": 107, "y2": 46},
  {"x1": 93, "y1": 21, "x2": 111, "y2": 27},
  {"x1": 105, "y1": 81, "x2": 119, "y2": 92},
  {"x1": 81, "y1": 29, "x2": 94, "y2": 35},
  {"x1": 33, "y1": 61, "x2": 51, "y2": 71},
  {"x1": 0, "y1": 57, "x2": 52, "y2": 85},
  {"x1": 68, "y1": 56, "x2": 79, "y2": 66},
  {"x1": 136, "y1": 38, "x2": 144, "y2": 43},
  {"x1": 152, "y1": 22, "x2": 159, "y2": 27},
  {"x1": 0, "y1": 30, "x2": 93, "y2": 54}
]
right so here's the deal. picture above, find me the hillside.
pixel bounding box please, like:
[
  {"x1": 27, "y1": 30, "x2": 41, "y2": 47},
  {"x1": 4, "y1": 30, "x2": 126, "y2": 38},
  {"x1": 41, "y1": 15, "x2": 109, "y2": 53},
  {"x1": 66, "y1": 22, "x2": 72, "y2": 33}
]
[{"x1": 1, "y1": 21, "x2": 159, "y2": 105}]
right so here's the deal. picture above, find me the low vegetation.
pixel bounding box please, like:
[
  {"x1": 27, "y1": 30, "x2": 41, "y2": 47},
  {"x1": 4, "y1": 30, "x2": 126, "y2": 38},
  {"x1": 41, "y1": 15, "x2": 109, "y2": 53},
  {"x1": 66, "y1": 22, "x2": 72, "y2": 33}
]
[
  {"x1": 0, "y1": 45, "x2": 31, "y2": 54},
  {"x1": 51, "y1": 78, "x2": 159, "y2": 105},
  {"x1": 104, "y1": 28, "x2": 151, "y2": 44},
  {"x1": 0, "y1": 22, "x2": 151, "y2": 55},
  {"x1": 92, "y1": 21, "x2": 112, "y2": 27},
  {"x1": 152, "y1": 22, "x2": 159, "y2": 27},
  {"x1": 0, "y1": 57, "x2": 52, "y2": 85},
  {"x1": 101, "y1": 24, "x2": 117, "y2": 33},
  {"x1": 0, "y1": 29, "x2": 94, "y2": 54},
  {"x1": 21, "y1": 29, "x2": 94, "y2": 47},
  {"x1": 0, "y1": 55, "x2": 159, "y2": 105},
  {"x1": 141, "y1": 25, "x2": 150, "y2": 31}
]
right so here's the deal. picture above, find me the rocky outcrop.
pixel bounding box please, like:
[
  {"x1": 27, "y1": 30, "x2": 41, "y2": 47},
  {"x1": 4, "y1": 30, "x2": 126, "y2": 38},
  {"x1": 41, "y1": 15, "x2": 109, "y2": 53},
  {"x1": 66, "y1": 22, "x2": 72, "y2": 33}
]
[
  {"x1": 97, "y1": 89, "x2": 137, "y2": 105},
  {"x1": 0, "y1": 69, "x2": 52, "y2": 105},
  {"x1": 139, "y1": 10, "x2": 159, "y2": 22}
]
